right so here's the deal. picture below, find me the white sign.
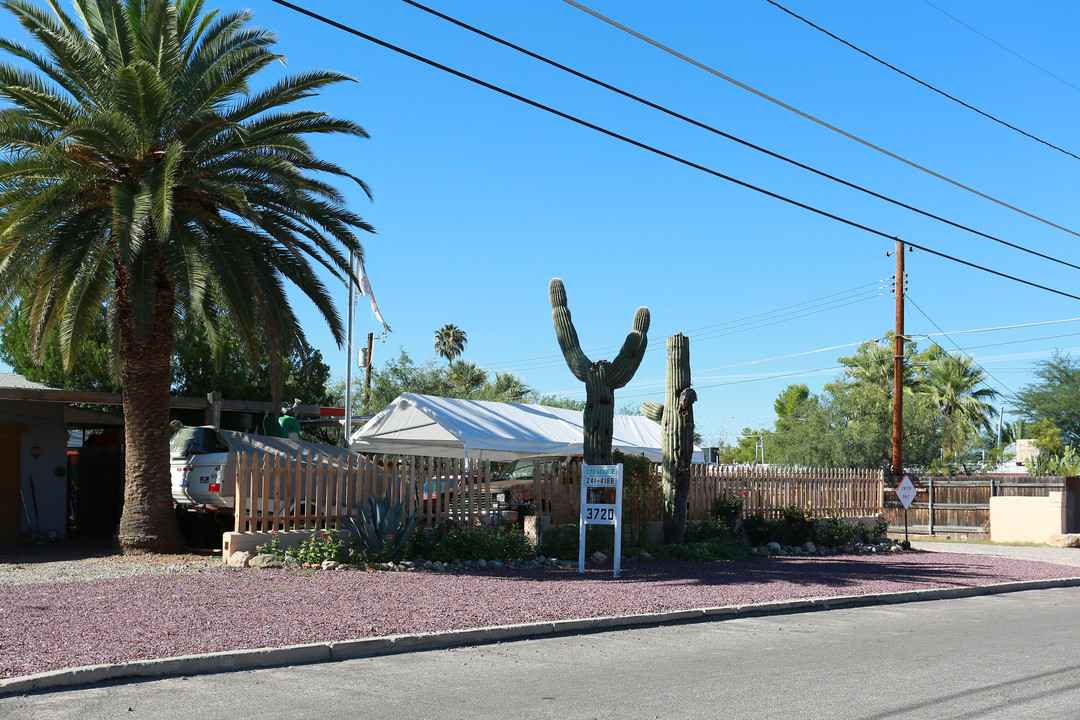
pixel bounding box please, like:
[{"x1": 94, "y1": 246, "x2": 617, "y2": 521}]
[
  {"x1": 579, "y1": 463, "x2": 623, "y2": 578},
  {"x1": 895, "y1": 475, "x2": 917, "y2": 509}
]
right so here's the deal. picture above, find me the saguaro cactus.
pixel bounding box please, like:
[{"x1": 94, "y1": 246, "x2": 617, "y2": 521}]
[
  {"x1": 640, "y1": 333, "x2": 697, "y2": 544},
  {"x1": 549, "y1": 278, "x2": 650, "y2": 465}
]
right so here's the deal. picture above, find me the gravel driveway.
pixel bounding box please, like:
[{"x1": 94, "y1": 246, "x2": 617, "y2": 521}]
[{"x1": 3, "y1": 538, "x2": 1080, "y2": 681}]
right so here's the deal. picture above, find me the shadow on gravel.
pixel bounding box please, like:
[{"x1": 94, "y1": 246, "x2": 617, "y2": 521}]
[{"x1": 484, "y1": 551, "x2": 1078, "y2": 590}]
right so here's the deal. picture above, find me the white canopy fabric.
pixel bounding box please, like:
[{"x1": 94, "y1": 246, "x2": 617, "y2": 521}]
[{"x1": 349, "y1": 393, "x2": 704, "y2": 463}]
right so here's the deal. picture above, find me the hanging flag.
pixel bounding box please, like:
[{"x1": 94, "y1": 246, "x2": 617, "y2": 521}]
[{"x1": 355, "y1": 257, "x2": 391, "y2": 334}]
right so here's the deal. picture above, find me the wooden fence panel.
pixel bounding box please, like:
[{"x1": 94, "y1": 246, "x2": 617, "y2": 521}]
[
  {"x1": 234, "y1": 454, "x2": 891, "y2": 534},
  {"x1": 882, "y1": 475, "x2": 1067, "y2": 536}
]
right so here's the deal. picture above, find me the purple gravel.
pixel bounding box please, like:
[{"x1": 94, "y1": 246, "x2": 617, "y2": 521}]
[{"x1": 3, "y1": 551, "x2": 1077, "y2": 680}]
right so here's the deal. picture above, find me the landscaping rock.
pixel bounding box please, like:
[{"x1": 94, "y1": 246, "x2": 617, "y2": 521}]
[
  {"x1": 248, "y1": 554, "x2": 283, "y2": 569},
  {"x1": 1048, "y1": 533, "x2": 1080, "y2": 548},
  {"x1": 766, "y1": 542, "x2": 782, "y2": 554},
  {"x1": 282, "y1": 556, "x2": 302, "y2": 571},
  {"x1": 227, "y1": 551, "x2": 253, "y2": 568},
  {"x1": 321, "y1": 560, "x2": 340, "y2": 571},
  {"x1": 590, "y1": 551, "x2": 609, "y2": 564},
  {"x1": 802, "y1": 542, "x2": 817, "y2": 554}
]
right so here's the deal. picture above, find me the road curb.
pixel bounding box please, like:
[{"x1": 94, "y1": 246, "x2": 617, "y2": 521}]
[{"x1": 5, "y1": 575, "x2": 1080, "y2": 696}]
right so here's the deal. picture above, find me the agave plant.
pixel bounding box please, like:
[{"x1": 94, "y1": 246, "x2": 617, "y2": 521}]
[{"x1": 346, "y1": 495, "x2": 421, "y2": 562}]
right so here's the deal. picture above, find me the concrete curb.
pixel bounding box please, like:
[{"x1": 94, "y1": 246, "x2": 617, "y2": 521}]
[{"x1": 5, "y1": 575, "x2": 1080, "y2": 696}]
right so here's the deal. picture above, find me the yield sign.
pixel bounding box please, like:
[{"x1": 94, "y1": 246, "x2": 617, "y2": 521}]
[{"x1": 895, "y1": 475, "x2": 917, "y2": 509}]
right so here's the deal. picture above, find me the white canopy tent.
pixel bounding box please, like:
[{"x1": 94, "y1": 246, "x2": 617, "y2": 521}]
[{"x1": 349, "y1": 393, "x2": 704, "y2": 463}]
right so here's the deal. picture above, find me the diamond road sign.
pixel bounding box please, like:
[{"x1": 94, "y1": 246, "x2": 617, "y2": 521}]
[{"x1": 895, "y1": 475, "x2": 917, "y2": 509}]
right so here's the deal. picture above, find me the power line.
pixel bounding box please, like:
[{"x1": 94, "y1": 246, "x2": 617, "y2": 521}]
[
  {"x1": 906, "y1": 293, "x2": 1014, "y2": 396},
  {"x1": 269, "y1": 0, "x2": 1080, "y2": 304},
  {"x1": 397, "y1": 0, "x2": 1080, "y2": 273},
  {"x1": 918, "y1": 316, "x2": 1080, "y2": 337},
  {"x1": 765, "y1": 0, "x2": 1080, "y2": 161},
  {"x1": 919, "y1": 0, "x2": 1080, "y2": 95},
  {"x1": 487, "y1": 281, "x2": 887, "y2": 372},
  {"x1": 559, "y1": 0, "x2": 1080, "y2": 241}
]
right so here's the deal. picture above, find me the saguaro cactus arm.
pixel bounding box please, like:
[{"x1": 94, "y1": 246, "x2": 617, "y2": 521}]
[
  {"x1": 608, "y1": 306, "x2": 651, "y2": 388},
  {"x1": 549, "y1": 278, "x2": 590, "y2": 382},
  {"x1": 639, "y1": 401, "x2": 663, "y2": 422}
]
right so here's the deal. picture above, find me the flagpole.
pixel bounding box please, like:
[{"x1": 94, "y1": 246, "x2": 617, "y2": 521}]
[{"x1": 343, "y1": 250, "x2": 355, "y2": 449}]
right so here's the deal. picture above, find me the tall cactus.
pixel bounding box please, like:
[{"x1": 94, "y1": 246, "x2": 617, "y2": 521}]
[
  {"x1": 640, "y1": 333, "x2": 697, "y2": 544},
  {"x1": 549, "y1": 278, "x2": 650, "y2": 465}
]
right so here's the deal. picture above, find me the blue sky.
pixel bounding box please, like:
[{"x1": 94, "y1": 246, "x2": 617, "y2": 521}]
[{"x1": 5, "y1": 0, "x2": 1080, "y2": 446}]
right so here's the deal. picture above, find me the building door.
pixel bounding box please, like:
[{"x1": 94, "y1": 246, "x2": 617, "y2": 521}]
[{"x1": 0, "y1": 426, "x2": 29, "y2": 543}]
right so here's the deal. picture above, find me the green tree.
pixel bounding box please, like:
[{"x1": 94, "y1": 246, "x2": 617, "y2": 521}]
[
  {"x1": 716, "y1": 428, "x2": 765, "y2": 464},
  {"x1": 0, "y1": 0, "x2": 372, "y2": 553},
  {"x1": 765, "y1": 340, "x2": 945, "y2": 471},
  {"x1": 172, "y1": 313, "x2": 332, "y2": 405},
  {"x1": 0, "y1": 300, "x2": 120, "y2": 392},
  {"x1": 350, "y1": 348, "x2": 583, "y2": 418},
  {"x1": 1013, "y1": 352, "x2": 1080, "y2": 446},
  {"x1": 433, "y1": 324, "x2": 467, "y2": 367},
  {"x1": 924, "y1": 349, "x2": 998, "y2": 454},
  {"x1": 446, "y1": 360, "x2": 488, "y2": 396}
]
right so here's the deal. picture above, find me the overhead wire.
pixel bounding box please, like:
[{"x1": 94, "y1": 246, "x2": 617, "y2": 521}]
[
  {"x1": 905, "y1": 293, "x2": 1015, "y2": 396},
  {"x1": 919, "y1": 0, "x2": 1080, "y2": 95},
  {"x1": 487, "y1": 281, "x2": 887, "y2": 373},
  {"x1": 396, "y1": 0, "x2": 1080, "y2": 272},
  {"x1": 765, "y1": 0, "x2": 1080, "y2": 161},
  {"x1": 269, "y1": 1, "x2": 1080, "y2": 309},
  {"x1": 559, "y1": 0, "x2": 1080, "y2": 240}
]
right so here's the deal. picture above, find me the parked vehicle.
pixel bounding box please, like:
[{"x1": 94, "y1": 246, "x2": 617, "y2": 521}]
[
  {"x1": 489, "y1": 455, "x2": 581, "y2": 511},
  {"x1": 170, "y1": 426, "x2": 354, "y2": 513}
]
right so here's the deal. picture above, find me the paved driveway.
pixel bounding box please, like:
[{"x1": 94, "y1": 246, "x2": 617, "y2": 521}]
[{"x1": 912, "y1": 540, "x2": 1080, "y2": 566}]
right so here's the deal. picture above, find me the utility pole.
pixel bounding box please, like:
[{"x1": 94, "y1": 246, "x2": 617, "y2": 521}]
[
  {"x1": 891, "y1": 240, "x2": 905, "y2": 477},
  {"x1": 344, "y1": 251, "x2": 356, "y2": 449},
  {"x1": 363, "y1": 331, "x2": 374, "y2": 406}
]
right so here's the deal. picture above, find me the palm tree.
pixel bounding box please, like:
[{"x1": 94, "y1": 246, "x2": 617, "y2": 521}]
[
  {"x1": 925, "y1": 350, "x2": 999, "y2": 454},
  {"x1": 446, "y1": 360, "x2": 487, "y2": 395},
  {"x1": 0, "y1": 0, "x2": 373, "y2": 553},
  {"x1": 433, "y1": 324, "x2": 467, "y2": 366}
]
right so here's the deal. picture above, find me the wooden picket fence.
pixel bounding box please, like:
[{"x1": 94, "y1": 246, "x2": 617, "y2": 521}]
[
  {"x1": 232, "y1": 451, "x2": 887, "y2": 533},
  {"x1": 529, "y1": 462, "x2": 885, "y2": 526},
  {"x1": 689, "y1": 465, "x2": 886, "y2": 520},
  {"x1": 232, "y1": 452, "x2": 493, "y2": 532},
  {"x1": 882, "y1": 475, "x2": 1071, "y2": 537}
]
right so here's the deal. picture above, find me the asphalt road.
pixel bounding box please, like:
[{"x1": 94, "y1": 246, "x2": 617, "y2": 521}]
[{"x1": 6, "y1": 585, "x2": 1080, "y2": 720}]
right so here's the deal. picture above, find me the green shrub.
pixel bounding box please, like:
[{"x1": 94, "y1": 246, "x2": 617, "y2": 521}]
[
  {"x1": 712, "y1": 494, "x2": 744, "y2": 526},
  {"x1": 812, "y1": 515, "x2": 865, "y2": 547},
  {"x1": 408, "y1": 524, "x2": 533, "y2": 562},
  {"x1": 255, "y1": 530, "x2": 349, "y2": 565},
  {"x1": 739, "y1": 513, "x2": 773, "y2": 546},
  {"x1": 614, "y1": 450, "x2": 661, "y2": 545},
  {"x1": 683, "y1": 518, "x2": 734, "y2": 543},
  {"x1": 778, "y1": 504, "x2": 814, "y2": 545},
  {"x1": 538, "y1": 523, "x2": 615, "y2": 560}
]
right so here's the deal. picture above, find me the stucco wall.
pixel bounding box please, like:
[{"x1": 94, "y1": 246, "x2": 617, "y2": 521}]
[
  {"x1": 0, "y1": 399, "x2": 69, "y2": 541},
  {"x1": 989, "y1": 491, "x2": 1066, "y2": 544}
]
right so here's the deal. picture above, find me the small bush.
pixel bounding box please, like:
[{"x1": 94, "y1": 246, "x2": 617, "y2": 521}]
[
  {"x1": 712, "y1": 494, "x2": 744, "y2": 527},
  {"x1": 812, "y1": 515, "x2": 864, "y2": 547},
  {"x1": 739, "y1": 513, "x2": 774, "y2": 546},
  {"x1": 538, "y1": 523, "x2": 614, "y2": 560},
  {"x1": 408, "y1": 524, "x2": 533, "y2": 563},
  {"x1": 256, "y1": 530, "x2": 349, "y2": 565}
]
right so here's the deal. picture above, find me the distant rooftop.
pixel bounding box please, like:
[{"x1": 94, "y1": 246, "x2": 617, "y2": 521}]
[{"x1": 0, "y1": 372, "x2": 56, "y2": 391}]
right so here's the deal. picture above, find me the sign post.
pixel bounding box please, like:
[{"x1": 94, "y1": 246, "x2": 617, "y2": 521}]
[
  {"x1": 579, "y1": 463, "x2": 623, "y2": 578},
  {"x1": 895, "y1": 474, "x2": 917, "y2": 544}
]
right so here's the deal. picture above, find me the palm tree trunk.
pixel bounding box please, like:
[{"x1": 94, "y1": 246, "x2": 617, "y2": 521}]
[{"x1": 115, "y1": 257, "x2": 186, "y2": 554}]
